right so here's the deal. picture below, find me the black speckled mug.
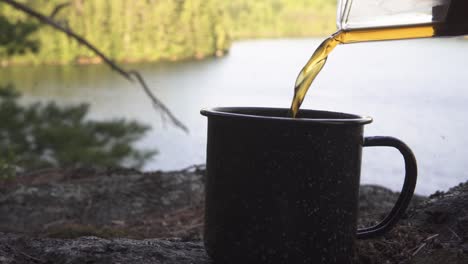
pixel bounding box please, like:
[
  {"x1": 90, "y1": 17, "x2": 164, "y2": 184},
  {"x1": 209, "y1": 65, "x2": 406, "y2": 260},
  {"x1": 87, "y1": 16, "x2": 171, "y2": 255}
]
[{"x1": 201, "y1": 107, "x2": 417, "y2": 264}]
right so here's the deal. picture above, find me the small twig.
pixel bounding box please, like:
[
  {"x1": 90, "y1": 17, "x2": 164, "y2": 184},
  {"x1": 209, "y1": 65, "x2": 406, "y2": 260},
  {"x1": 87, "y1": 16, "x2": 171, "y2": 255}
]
[
  {"x1": 447, "y1": 227, "x2": 462, "y2": 241},
  {"x1": 0, "y1": 0, "x2": 188, "y2": 133},
  {"x1": 49, "y1": 2, "x2": 70, "y2": 18},
  {"x1": 412, "y1": 242, "x2": 427, "y2": 256},
  {"x1": 424, "y1": 233, "x2": 439, "y2": 242},
  {"x1": 19, "y1": 251, "x2": 44, "y2": 263},
  {"x1": 6, "y1": 245, "x2": 44, "y2": 263},
  {"x1": 189, "y1": 215, "x2": 204, "y2": 226},
  {"x1": 411, "y1": 233, "x2": 439, "y2": 257},
  {"x1": 130, "y1": 71, "x2": 188, "y2": 132}
]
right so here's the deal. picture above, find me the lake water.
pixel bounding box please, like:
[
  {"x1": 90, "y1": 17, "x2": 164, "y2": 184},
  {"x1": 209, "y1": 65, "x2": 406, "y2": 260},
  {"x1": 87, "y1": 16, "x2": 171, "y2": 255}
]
[{"x1": 1, "y1": 38, "x2": 468, "y2": 195}]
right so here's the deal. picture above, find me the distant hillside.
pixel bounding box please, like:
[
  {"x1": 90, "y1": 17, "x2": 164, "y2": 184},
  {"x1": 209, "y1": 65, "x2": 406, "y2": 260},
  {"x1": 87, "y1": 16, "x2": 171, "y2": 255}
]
[
  {"x1": 225, "y1": 0, "x2": 336, "y2": 39},
  {"x1": 0, "y1": 0, "x2": 336, "y2": 65}
]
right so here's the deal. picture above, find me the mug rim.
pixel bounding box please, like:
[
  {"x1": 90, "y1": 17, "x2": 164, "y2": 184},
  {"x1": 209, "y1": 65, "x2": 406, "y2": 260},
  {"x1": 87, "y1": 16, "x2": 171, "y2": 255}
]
[{"x1": 201, "y1": 107, "x2": 373, "y2": 125}]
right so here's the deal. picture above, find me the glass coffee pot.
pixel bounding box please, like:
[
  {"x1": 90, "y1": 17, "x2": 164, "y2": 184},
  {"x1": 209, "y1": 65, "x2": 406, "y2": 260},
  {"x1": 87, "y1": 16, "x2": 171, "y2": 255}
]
[{"x1": 337, "y1": 0, "x2": 468, "y2": 38}]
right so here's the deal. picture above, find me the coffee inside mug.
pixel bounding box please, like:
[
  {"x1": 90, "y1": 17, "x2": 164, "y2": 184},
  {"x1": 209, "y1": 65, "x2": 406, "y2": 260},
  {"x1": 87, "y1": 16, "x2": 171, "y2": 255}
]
[{"x1": 202, "y1": 107, "x2": 373, "y2": 123}]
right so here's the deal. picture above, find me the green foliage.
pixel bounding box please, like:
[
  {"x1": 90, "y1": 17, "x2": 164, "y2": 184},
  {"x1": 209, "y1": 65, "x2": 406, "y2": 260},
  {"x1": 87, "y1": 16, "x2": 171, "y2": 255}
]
[
  {"x1": 0, "y1": 0, "x2": 336, "y2": 65},
  {"x1": 0, "y1": 84, "x2": 157, "y2": 171},
  {"x1": 0, "y1": 14, "x2": 40, "y2": 56},
  {"x1": 0, "y1": 147, "x2": 16, "y2": 180},
  {"x1": 0, "y1": 0, "x2": 231, "y2": 64},
  {"x1": 224, "y1": 0, "x2": 336, "y2": 39}
]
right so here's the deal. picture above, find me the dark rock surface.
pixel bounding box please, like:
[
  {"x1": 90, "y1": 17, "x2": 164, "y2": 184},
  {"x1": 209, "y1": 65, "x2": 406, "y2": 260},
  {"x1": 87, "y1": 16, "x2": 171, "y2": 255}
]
[
  {"x1": 355, "y1": 182, "x2": 468, "y2": 264},
  {"x1": 0, "y1": 167, "x2": 467, "y2": 263},
  {"x1": 0, "y1": 167, "x2": 205, "y2": 239},
  {"x1": 0, "y1": 234, "x2": 208, "y2": 264}
]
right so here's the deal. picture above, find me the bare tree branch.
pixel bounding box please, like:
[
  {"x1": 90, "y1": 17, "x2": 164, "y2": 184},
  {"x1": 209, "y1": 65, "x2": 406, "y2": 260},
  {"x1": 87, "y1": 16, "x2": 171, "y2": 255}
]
[
  {"x1": 129, "y1": 71, "x2": 188, "y2": 132},
  {"x1": 0, "y1": 0, "x2": 188, "y2": 133},
  {"x1": 49, "y1": 2, "x2": 70, "y2": 19}
]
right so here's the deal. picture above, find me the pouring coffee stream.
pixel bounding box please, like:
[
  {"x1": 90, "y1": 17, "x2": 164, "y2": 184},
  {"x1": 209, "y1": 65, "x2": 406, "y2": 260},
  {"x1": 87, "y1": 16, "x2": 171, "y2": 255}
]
[{"x1": 290, "y1": 0, "x2": 468, "y2": 117}]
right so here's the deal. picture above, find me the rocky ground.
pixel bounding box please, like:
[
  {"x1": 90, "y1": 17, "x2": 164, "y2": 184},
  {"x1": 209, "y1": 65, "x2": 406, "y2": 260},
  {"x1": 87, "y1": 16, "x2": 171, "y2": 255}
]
[
  {"x1": 0, "y1": 166, "x2": 467, "y2": 263},
  {"x1": 0, "y1": 166, "x2": 205, "y2": 240}
]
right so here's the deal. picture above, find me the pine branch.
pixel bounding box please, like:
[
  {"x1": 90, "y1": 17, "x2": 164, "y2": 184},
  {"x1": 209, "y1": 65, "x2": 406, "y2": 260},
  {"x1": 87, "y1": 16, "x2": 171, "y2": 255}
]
[{"x1": 0, "y1": 0, "x2": 188, "y2": 133}]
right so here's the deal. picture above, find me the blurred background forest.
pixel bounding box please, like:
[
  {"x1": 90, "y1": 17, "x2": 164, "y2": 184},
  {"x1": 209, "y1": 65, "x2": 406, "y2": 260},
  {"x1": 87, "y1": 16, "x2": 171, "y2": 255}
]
[
  {"x1": 0, "y1": 0, "x2": 336, "y2": 65},
  {"x1": 0, "y1": 0, "x2": 335, "y2": 175},
  {"x1": 1, "y1": 0, "x2": 468, "y2": 194}
]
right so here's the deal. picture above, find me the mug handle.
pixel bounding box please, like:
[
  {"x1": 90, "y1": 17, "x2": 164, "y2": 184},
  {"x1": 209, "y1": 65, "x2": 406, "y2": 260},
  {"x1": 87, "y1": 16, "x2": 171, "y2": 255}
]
[{"x1": 357, "y1": 136, "x2": 418, "y2": 239}]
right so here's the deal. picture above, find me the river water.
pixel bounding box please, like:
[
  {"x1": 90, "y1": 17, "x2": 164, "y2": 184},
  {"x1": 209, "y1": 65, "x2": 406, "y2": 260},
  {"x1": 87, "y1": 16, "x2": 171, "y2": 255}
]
[{"x1": 1, "y1": 38, "x2": 468, "y2": 195}]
